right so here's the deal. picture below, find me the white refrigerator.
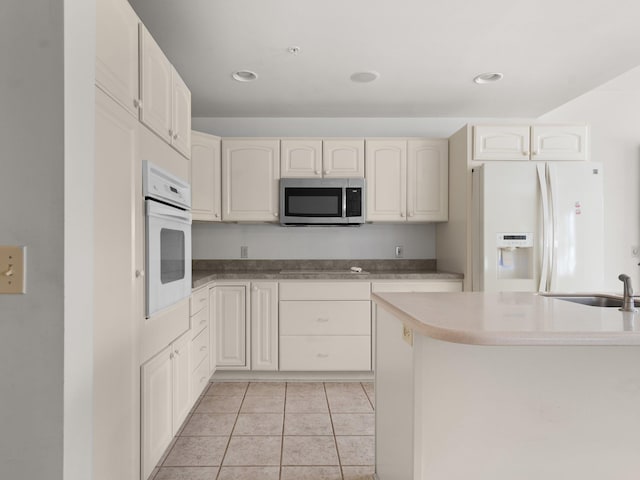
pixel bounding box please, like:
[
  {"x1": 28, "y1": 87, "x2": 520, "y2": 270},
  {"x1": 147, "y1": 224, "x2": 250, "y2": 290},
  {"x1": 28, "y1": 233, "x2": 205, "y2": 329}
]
[{"x1": 472, "y1": 162, "x2": 604, "y2": 293}]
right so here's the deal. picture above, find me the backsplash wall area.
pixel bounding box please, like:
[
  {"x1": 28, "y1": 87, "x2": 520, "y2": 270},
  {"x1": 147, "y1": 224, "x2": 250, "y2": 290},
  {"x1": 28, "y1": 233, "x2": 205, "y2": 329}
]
[{"x1": 192, "y1": 222, "x2": 436, "y2": 259}]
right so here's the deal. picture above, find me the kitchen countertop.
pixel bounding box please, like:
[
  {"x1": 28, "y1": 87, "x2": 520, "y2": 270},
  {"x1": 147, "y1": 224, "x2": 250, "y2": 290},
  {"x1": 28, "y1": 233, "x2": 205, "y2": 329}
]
[
  {"x1": 192, "y1": 259, "x2": 463, "y2": 289},
  {"x1": 372, "y1": 291, "x2": 640, "y2": 346}
]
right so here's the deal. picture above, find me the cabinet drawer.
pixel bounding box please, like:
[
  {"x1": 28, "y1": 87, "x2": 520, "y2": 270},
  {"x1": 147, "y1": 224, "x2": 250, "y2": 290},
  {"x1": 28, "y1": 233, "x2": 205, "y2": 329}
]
[
  {"x1": 280, "y1": 281, "x2": 370, "y2": 301},
  {"x1": 280, "y1": 336, "x2": 371, "y2": 371},
  {"x1": 280, "y1": 301, "x2": 370, "y2": 335},
  {"x1": 190, "y1": 306, "x2": 209, "y2": 338},
  {"x1": 190, "y1": 356, "x2": 210, "y2": 402},
  {"x1": 190, "y1": 288, "x2": 209, "y2": 316},
  {"x1": 190, "y1": 327, "x2": 209, "y2": 372}
]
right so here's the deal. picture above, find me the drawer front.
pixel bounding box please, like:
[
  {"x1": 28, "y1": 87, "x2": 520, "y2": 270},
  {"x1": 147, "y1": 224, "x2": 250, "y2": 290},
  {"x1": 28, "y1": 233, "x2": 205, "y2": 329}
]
[
  {"x1": 280, "y1": 281, "x2": 370, "y2": 300},
  {"x1": 371, "y1": 280, "x2": 463, "y2": 293},
  {"x1": 190, "y1": 356, "x2": 210, "y2": 402},
  {"x1": 280, "y1": 336, "x2": 371, "y2": 371},
  {"x1": 280, "y1": 301, "x2": 370, "y2": 335},
  {"x1": 190, "y1": 287, "x2": 209, "y2": 316},
  {"x1": 190, "y1": 306, "x2": 209, "y2": 338},
  {"x1": 190, "y1": 327, "x2": 209, "y2": 372}
]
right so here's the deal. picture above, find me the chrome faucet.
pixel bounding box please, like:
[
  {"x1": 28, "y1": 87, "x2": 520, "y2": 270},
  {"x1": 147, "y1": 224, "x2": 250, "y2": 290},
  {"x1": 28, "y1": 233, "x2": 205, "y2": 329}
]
[{"x1": 618, "y1": 274, "x2": 637, "y2": 312}]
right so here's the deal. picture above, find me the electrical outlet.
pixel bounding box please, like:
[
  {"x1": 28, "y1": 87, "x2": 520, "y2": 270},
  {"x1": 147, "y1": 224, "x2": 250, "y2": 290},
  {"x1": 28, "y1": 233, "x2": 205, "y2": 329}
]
[
  {"x1": 395, "y1": 245, "x2": 403, "y2": 258},
  {"x1": 240, "y1": 246, "x2": 248, "y2": 258},
  {"x1": 632, "y1": 246, "x2": 640, "y2": 258}
]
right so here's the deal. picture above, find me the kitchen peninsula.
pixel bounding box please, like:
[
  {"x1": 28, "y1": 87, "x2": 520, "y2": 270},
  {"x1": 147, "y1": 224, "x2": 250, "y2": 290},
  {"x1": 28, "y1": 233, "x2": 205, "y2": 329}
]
[{"x1": 372, "y1": 292, "x2": 640, "y2": 480}]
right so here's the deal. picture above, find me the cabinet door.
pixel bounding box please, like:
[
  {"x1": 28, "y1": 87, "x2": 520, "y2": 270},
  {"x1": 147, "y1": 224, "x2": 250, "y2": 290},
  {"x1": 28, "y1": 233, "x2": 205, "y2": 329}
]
[
  {"x1": 281, "y1": 139, "x2": 323, "y2": 178},
  {"x1": 171, "y1": 331, "x2": 191, "y2": 434},
  {"x1": 141, "y1": 345, "x2": 173, "y2": 480},
  {"x1": 191, "y1": 131, "x2": 221, "y2": 221},
  {"x1": 407, "y1": 139, "x2": 448, "y2": 222},
  {"x1": 323, "y1": 139, "x2": 365, "y2": 177},
  {"x1": 94, "y1": 88, "x2": 140, "y2": 480},
  {"x1": 365, "y1": 139, "x2": 407, "y2": 221},
  {"x1": 473, "y1": 125, "x2": 530, "y2": 161},
  {"x1": 222, "y1": 140, "x2": 280, "y2": 221},
  {"x1": 96, "y1": 0, "x2": 140, "y2": 117},
  {"x1": 213, "y1": 285, "x2": 249, "y2": 368},
  {"x1": 531, "y1": 125, "x2": 588, "y2": 161},
  {"x1": 171, "y1": 68, "x2": 192, "y2": 158},
  {"x1": 251, "y1": 282, "x2": 279, "y2": 371},
  {"x1": 140, "y1": 25, "x2": 172, "y2": 143}
]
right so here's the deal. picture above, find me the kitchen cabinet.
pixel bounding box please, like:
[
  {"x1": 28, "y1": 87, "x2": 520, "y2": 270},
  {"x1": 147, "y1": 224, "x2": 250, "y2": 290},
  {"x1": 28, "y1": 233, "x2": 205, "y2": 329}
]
[
  {"x1": 251, "y1": 282, "x2": 279, "y2": 371},
  {"x1": 322, "y1": 139, "x2": 365, "y2": 177},
  {"x1": 141, "y1": 330, "x2": 191, "y2": 480},
  {"x1": 140, "y1": 25, "x2": 191, "y2": 159},
  {"x1": 473, "y1": 125, "x2": 588, "y2": 161},
  {"x1": 211, "y1": 283, "x2": 250, "y2": 369},
  {"x1": 281, "y1": 138, "x2": 365, "y2": 178},
  {"x1": 93, "y1": 87, "x2": 141, "y2": 480},
  {"x1": 366, "y1": 139, "x2": 448, "y2": 222},
  {"x1": 221, "y1": 139, "x2": 280, "y2": 222},
  {"x1": 371, "y1": 280, "x2": 463, "y2": 293},
  {"x1": 96, "y1": 0, "x2": 140, "y2": 118},
  {"x1": 190, "y1": 287, "x2": 212, "y2": 401},
  {"x1": 279, "y1": 282, "x2": 371, "y2": 371},
  {"x1": 191, "y1": 131, "x2": 221, "y2": 221}
]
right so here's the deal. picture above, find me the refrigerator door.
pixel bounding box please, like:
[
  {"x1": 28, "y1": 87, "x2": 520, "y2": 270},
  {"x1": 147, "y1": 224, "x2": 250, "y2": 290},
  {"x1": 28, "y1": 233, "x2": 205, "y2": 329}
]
[
  {"x1": 546, "y1": 162, "x2": 604, "y2": 292},
  {"x1": 472, "y1": 162, "x2": 543, "y2": 292}
]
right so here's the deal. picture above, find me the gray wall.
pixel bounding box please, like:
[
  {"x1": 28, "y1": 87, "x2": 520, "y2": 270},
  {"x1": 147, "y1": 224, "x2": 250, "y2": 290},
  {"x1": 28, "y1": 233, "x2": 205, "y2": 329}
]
[
  {"x1": 0, "y1": 1, "x2": 94, "y2": 479},
  {"x1": 193, "y1": 222, "x2": 436, "y2": 259}
]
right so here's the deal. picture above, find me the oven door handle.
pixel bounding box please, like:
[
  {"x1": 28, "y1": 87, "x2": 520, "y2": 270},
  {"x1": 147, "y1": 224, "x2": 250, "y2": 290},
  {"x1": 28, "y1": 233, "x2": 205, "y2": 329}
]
[{"x1": 146, "y1": 200, "x2": 192, "y2": 224}]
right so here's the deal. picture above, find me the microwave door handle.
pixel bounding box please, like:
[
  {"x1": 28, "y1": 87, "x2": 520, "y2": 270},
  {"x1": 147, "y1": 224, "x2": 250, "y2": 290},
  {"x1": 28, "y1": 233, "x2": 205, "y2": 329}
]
[{"x1": 342, "y1": 189, "x2": 347, "y2": 218}]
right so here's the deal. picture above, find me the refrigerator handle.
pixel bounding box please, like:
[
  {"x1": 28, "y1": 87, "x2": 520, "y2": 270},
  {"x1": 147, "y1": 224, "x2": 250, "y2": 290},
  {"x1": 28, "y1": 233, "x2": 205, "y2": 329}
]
[
  {"x1": 537, "y1": 164, "x2": 550, "y2": 292},
  {"x1": 547, "y1": 163, "x2": 559, "y2": 291}
]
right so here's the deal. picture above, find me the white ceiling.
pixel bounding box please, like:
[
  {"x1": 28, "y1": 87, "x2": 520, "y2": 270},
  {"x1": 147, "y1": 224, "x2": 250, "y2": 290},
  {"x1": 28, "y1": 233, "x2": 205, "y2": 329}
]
[{"x1": 127, "y1": 0, "x2": 640, "y2": 118}]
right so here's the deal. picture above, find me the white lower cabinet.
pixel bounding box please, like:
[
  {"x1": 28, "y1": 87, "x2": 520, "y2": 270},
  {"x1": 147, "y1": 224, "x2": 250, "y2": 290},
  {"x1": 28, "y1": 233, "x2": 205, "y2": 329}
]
[
  {"x1": 141, "y1": 330, "x2": 191, "y2": 480},
  {"x1": 279, "y1": 282, "x2": 372, "y2": 372},
  {"x1": 251, "y1": 282, "x2": 279, "y2": 371},
  {"x1": 212, "y1": 283, "x2": 250, "y2": 369}
]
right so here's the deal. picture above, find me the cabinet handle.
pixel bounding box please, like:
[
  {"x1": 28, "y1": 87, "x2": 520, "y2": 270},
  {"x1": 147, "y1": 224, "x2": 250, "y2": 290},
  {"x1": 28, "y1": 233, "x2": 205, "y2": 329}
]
[
  {"x1": 273, "y1": 213, "x2": 278, "y2": 218},
  {"x1": 174, "y1": 349, "x2": 180, "y2": 356},
  {"x1": 317, "y1": 353, "x2": 329, "y2": 358},
  {"x1": 214, "y1": 213, "x2": 219, "y2": 218},
  {"x1": 199, "y1": 318, "x2": 206, "y2": 326},
  {"x1": 532, "y1": 150, "x2": 538, "y2": 156},
  {"x1": 317, "y1": 317, "x2": 329, "y2": 323},
  {"x1": 168, "y1": 128, "x2": 174, "y2": 137},
  {"x1": 135, "y1": 269, "x2": 145, "y2": 278},
  {"x1": 133, "y1": 99, "x2": 142, "y2": 109},
  {"x1": 200, "y1": 346, "x2": 207, "y2": 352},
  {"x1": 400, "y1": 212, "x2": 405, "y2": 218},
  {"x1": 522, "y1": 151, "x2": 529, "y2": 156},
  {"x1": 315, "y1": 170, "x2": 321, "y2": 175},
  {"x1": 173, "y1": 132, "x2": 179, "y2": 140},
  {"x1": 324, "y1": 169, "x2": 330, "y2": 175},
  {"x1": 199, "y1": 297, "x2": 206, "y2": 303}
]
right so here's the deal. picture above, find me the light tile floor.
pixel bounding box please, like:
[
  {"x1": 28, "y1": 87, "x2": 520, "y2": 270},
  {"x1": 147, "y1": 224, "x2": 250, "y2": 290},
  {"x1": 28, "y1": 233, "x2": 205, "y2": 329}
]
[{"x1": 151, "y1": 381, "x2": 375, "y2": 480}]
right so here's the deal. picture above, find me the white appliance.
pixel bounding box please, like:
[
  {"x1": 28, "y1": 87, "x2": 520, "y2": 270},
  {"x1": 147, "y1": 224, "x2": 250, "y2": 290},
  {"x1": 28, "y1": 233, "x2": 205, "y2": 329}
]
[
  {"x1": 472, "y1": 162, "x2": 604, "y2": 293},
  {"x1": 143, "y1": 161, "x2": 192, "y2": 317}
]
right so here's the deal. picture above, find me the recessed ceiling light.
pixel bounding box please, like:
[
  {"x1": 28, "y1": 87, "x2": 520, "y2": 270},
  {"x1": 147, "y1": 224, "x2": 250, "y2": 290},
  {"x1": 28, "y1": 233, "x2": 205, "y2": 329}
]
[
  {"x1": 232, "y1": 70, "x2": 258, "y2": 82},
  {"x1": 350, "y1": 71, "x2": 380, "y2": 83},
  {"x1": 473, "y1": 72, "x2": 503, "y2": 84}
]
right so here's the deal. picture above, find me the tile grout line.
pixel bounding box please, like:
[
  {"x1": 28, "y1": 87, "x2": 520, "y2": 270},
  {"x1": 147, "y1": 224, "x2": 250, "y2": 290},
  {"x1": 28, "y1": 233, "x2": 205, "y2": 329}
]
[
  {"x1": 213, "y1": 381, "x2": 249, "y2": 480},
  {"x1": 279, "y1": 382, "x2": 287, "y2": 480},
  {"x1": 324, "y1": 382, "x2": 345, "y2": 480}
]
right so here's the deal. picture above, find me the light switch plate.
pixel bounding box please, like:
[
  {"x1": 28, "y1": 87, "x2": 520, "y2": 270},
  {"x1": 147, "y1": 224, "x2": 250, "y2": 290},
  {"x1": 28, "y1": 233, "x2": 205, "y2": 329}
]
[{"x1": 0, "y1": 246, "x2": 26, "y2": 294}]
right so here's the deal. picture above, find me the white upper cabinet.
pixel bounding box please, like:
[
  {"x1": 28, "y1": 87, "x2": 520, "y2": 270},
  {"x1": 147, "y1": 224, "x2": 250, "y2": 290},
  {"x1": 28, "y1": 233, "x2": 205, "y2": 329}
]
[
  {"x1": 530, "y1": 125, "x2": 588, "y2": 161},
  {"x1": 191, "y1": 131, "x2": 221, "y2": 221},
  {"x1": 366, "y1": 139, "x2": 448, "y2": 222},
  {"x1": 473, "y1": 125, "x2": 531, "y2": 161},
  {"x1": 222, "y1": 139, "x2": 280, "y2": 222},
  {"x1": 96, "y1": 0, "x2": 140, "y2": 117},
  {"x1": 171, "y1": 70, "x2": 192, "y2": 158},
  {"x1": 280, "y1": 139, "x2": 323, "y2": 178},
  {"x1": 473, "y1": 125, "x2": 588, "y2": 161},
  {"x1": 140, "y1": 25, "x2": 192, "y2": 159},
  {"x1": 323, "y1": 139, "x2": 365, "y2": 177},
  {"x1": 365, "y1": 139, "x2": 407, "y2": 221},
  {"x1": 407, "y1": 139, "x2": 448, "y2": 222}
]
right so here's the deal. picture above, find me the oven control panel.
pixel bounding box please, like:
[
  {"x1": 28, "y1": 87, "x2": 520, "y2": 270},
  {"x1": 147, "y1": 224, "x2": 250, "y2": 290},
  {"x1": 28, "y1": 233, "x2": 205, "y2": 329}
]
[{"x1": 142, "y1": 161, "x2": 191, "y2": 209}]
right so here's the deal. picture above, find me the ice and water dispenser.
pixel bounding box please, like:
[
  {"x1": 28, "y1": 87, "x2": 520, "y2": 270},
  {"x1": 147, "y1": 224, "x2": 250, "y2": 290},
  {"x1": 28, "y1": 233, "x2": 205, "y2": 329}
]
[{"x1": 496, "y1": 233, "x2": 534, "y2": 280}]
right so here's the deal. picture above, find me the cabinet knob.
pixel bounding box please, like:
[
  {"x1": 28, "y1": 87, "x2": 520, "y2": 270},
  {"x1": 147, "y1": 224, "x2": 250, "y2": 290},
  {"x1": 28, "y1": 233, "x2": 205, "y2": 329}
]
[
  {"x1": 173, "y1": 132, "x2": 179, "y2": 140},
  {"x1": 199, "y1": 318, "x2": 206, "y2": 326},
  {"x1": 214, "y1": 213, "x2": 219, "y2": 218},
  {"x1": 169, "y1": 352, "x2": 175, "y2": 359},
  {"x1": 252, "y1": 286, "x2": 258, "y2": 292},
  {"x1": 273, "y1": 213, "x2": 278, "y2": 218},
  {"x1": 400, "y1": 212, "x2": 405, "y2": 218},
  {"x1": 522, "y1": 151, "x2": 529, "y2": 156},
  {"x1": 133, "y1": 99, "x2": 141, "y2": 109},
  {"x1": 408, "y1": 212, "x2": 414, "y2": 217},
  {"x1": 200, "y1": 346, "x2": 207, "y2": 352},
  {"x1": 324, "y1": 169, "x2": 330, "y2": 175},
  {"x1": 532, "y1": 150, "x2": 538, "y2": 156},
  {"x1": 174, "y1": 349, "x2": 180, "y2": 356},
  {"x1": 135, "y1": 270, "x2": 145, "y2": 278},
  {"x1": 168, "y1": 129, "x2": 174, "y2": 137}
]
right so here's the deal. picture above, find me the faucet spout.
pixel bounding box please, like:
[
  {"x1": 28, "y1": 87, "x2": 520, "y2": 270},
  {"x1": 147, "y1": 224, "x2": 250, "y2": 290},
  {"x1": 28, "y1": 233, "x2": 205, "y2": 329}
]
[{"x1": 618, "y1": 274, "x2": 637, "y2": 312}]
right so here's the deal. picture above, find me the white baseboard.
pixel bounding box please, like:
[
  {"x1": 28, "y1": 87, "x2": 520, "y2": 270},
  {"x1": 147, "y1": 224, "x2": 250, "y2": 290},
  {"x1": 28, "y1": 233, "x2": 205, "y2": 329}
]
[{"x1": 211, "y1": 370, "x2": 374, "y2": 382}]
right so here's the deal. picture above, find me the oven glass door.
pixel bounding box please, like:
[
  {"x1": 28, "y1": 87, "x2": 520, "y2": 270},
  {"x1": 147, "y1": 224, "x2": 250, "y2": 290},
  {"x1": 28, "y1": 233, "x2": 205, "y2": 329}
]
[
  {"x1": 284, "y1": 187, "x2": 343, "y2": 217},
  {"x1": 146, "y1": 199, "x2": 192, "y2": 317}
]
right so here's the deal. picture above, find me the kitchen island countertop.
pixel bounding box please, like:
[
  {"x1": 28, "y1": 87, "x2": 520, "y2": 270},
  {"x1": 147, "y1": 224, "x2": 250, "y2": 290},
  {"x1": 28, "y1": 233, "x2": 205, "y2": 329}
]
[{"x1": 372, "y1": 291, "x2": 640, "y2": 346}]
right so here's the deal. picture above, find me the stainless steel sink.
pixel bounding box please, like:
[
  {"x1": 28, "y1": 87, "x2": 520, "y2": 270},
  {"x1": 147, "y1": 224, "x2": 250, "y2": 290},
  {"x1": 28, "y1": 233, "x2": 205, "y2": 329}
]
[{"x1": 541, "y1": 293, "x2": 624, "y2": 308}]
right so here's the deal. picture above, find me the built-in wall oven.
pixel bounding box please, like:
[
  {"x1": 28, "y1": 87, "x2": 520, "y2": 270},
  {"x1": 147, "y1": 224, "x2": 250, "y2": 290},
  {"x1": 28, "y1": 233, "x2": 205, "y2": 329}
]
[{"x1": 143, "y1": 161, "x2": 192, "y2": 317}]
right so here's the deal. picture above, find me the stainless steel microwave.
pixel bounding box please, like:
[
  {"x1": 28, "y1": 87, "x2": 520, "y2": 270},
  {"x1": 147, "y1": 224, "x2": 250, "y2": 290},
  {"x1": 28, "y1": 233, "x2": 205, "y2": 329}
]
[{"x1": 280, "y1": 178, "x2": 366, "y2": 225}]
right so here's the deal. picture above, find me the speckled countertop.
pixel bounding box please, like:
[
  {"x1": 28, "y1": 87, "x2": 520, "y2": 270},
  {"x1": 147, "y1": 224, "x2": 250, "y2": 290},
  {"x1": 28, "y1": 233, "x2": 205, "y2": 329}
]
[{"x1": 192, "y1": 259, "x2": 462, "y2": 289}]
